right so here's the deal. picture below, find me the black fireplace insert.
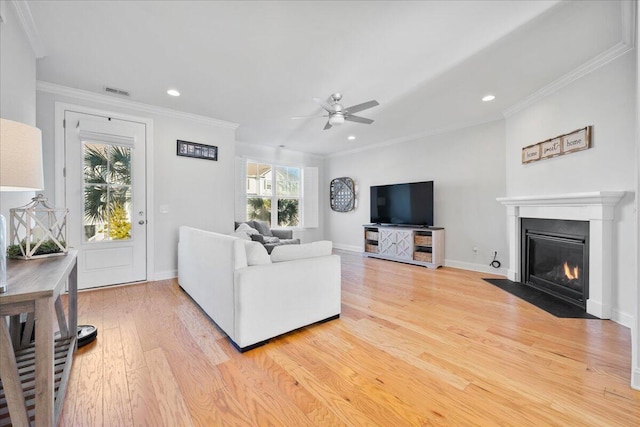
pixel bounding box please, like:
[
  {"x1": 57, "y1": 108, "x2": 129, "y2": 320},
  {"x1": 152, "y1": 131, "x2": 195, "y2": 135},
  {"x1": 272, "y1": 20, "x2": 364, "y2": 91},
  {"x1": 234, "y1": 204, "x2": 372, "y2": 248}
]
[{"x1": 521, "y1": 218, "x2": 589, "y2": 309}]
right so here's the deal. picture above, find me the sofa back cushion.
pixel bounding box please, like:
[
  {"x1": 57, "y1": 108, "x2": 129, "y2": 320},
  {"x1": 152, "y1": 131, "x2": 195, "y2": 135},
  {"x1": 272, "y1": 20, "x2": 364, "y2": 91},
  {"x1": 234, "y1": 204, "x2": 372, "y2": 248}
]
[
  {"x1": 244, "y1": 241, "x2": 272, "y2": 265},
  {"x1": 250, "y1": 220, "x2": 273, "y2": 237},
  {"x1": 270, "y1": 240, "x2": 332, "y2": 262}
]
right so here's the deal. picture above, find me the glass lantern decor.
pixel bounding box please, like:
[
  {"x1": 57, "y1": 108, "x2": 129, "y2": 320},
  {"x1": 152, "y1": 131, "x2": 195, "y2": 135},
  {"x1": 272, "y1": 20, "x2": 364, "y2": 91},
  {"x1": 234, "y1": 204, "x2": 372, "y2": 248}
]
[{"x1": 8, "y1": 194, "x2": 68, "y2": 259}]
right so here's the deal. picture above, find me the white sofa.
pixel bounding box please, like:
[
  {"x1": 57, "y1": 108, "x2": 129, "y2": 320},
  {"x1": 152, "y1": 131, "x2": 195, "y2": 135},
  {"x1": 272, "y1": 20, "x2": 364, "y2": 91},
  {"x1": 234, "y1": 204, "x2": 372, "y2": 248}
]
[{"x1": 178, "y1": 226, "x2": 341, "y2": 351}]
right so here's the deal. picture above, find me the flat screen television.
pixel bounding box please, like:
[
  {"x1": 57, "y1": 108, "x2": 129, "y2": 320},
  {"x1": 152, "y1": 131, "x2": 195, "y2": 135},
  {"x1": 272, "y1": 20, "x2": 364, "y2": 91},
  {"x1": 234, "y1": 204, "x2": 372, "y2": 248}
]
[{"x1": 370, "y1": 181, "x2": 434, "y2": 227}]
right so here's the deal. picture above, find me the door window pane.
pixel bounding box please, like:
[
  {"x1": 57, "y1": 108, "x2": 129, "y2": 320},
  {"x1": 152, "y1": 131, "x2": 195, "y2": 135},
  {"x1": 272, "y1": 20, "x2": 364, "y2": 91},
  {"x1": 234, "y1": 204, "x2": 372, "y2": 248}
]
[{"x1": 82, "y1": 142, "x2": 132, "y2": 241}]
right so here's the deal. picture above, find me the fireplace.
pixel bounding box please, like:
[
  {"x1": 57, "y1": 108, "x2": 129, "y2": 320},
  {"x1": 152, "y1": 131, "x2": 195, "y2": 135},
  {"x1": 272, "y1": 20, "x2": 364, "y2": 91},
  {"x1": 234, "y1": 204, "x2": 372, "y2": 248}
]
[
  {"x1": 521, "y1": 218, "x2": 589, "y2": 309},
  {"x1": 497, "y1": 191, "x2": 624, "y2": 319}
]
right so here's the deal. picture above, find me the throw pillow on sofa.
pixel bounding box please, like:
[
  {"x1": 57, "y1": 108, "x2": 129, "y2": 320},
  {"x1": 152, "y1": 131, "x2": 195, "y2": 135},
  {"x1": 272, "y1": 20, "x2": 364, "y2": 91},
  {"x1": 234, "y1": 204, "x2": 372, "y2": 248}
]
[
  {"x1": 233, "y1": 223, "x2": 260, "y2": 240},
  {"x1": 250, "y1": 220, "x2": 273, "y2": 237},
  {"x1": 270, "y1": 240, "x2": 332, "y2": 262},
  {"x1": 244, "y1": 241, "x2": 272, "y2": 265}
]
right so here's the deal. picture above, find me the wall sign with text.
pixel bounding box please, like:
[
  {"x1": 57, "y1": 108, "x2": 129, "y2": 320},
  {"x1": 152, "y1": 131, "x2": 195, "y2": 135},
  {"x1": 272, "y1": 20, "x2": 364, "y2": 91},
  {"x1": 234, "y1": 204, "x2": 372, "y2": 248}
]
[
  {"x1": 522, "y1": 126, "x2": 591, "y2": 164},
  {"x1": 177, "y1": 140, "x2": 218, "y2": 161}
]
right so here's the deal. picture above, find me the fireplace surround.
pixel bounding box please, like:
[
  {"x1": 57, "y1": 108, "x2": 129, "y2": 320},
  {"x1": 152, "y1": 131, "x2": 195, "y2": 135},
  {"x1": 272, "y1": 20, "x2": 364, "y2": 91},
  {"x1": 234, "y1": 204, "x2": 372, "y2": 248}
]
[{"x1": 497, "y1": 192, "x2": 624, "y2": 318}]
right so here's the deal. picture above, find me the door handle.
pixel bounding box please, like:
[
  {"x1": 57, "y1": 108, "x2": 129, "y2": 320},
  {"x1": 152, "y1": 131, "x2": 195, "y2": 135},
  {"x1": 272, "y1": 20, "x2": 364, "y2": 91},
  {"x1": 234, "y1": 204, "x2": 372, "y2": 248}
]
[{"x1": 138, "y1": 220, "x2": 146, "y2": 225}]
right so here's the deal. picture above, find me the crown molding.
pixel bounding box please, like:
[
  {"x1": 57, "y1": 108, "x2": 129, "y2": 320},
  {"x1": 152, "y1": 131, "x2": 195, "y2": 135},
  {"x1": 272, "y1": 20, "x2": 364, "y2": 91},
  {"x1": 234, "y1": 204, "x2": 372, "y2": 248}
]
[
  {"x1": 503, "y1": 1, "x2": 636, "y2": 118},
  {"x1": 234, "y1": 141, "x2": 324, "y2": 161},
  {"x1": 10, "y1": 0, "x2": 46, "y2": 58},
  {"x1": 37, "y1": 81, "x2": 239, "y2": 129}
]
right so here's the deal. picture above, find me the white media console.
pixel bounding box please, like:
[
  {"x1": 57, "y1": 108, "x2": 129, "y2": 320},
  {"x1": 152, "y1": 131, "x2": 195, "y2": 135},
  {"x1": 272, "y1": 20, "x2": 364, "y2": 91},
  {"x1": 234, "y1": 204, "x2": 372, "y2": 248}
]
[{"x1": 363, "y1": 225, "x2": 444, "y2": 269}]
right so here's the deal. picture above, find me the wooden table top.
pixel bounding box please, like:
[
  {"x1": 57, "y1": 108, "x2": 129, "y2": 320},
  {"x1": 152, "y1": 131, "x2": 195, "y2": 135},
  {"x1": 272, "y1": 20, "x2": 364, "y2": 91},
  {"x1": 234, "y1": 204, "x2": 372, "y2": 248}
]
[{"x1": 0, "y1": 249, "x2": 78, "y2": 304}]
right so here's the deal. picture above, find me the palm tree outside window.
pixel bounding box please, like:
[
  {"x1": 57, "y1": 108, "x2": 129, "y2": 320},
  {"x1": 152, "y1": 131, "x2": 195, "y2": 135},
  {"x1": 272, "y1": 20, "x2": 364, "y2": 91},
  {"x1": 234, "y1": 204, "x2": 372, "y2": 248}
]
[{"x1": 83, "y1": 142, "x2": 132, "y2": 241}]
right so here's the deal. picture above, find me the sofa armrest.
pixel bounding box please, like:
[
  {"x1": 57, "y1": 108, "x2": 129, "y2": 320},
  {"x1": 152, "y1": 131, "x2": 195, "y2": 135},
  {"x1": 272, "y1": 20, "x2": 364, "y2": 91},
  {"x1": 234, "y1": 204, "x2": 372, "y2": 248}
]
[
  {"x1": 178, "y1": 226, "x2": 247, "y2": 339},
  {"x1": 271, "y1": 229, "x2": 293, "y2": 239}
]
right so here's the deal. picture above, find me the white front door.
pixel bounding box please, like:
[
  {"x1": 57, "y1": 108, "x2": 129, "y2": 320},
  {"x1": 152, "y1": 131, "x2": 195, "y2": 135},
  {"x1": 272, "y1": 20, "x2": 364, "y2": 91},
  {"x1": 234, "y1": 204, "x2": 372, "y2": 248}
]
[{"x1": 64, "y1": 111, "x2": 147, "y2": 289}]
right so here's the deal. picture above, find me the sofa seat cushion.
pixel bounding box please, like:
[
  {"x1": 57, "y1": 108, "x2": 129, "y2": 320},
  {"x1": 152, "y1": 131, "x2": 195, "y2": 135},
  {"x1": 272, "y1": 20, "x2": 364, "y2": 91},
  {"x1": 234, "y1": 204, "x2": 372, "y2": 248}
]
[
  {"x1": 270, "y1": 240, "x2": 332, "y2": 262},
  {"x1": 250, "y1": 234, "x2": 281, "y2": 244}
]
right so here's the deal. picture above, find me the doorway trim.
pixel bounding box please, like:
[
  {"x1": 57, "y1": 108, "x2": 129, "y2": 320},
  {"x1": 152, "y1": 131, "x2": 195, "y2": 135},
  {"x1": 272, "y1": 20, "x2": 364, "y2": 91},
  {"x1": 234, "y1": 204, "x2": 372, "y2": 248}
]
[{"x1": 54, "y1": 102, "x2": 155, "y2": 283}]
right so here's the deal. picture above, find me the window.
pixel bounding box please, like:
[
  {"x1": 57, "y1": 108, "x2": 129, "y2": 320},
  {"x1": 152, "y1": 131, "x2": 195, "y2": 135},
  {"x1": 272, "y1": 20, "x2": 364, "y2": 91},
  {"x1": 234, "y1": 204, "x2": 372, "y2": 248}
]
[
  {"x1": 246, "y1": 162, "x2": 300, "y2": 227},
  {"x1": 82, "y1": 142, "x2": 132, "y2": 241}
]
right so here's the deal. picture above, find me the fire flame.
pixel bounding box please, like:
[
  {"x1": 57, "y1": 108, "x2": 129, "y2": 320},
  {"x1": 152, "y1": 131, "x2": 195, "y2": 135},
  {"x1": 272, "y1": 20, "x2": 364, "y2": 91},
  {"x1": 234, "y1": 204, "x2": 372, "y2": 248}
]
[{"x1": 563, "y1": 262, "x2": 579, "y2": 280}]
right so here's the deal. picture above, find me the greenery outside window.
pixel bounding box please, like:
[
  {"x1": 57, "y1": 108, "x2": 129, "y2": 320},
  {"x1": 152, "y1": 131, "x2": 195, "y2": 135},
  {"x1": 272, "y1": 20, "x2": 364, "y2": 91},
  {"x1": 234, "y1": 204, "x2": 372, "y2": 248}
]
[
  {"x1": 246, "y1": 162, "x2": 301, "y2": 227},
  {"x1": 83, "y1": 142, "x2": 133, "y2": 241}
]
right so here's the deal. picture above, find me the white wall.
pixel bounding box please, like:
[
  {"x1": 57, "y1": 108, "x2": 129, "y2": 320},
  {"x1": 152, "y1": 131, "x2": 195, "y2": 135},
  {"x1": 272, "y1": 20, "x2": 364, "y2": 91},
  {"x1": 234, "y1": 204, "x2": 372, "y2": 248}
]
[
  {"x1": 632, "y1": 0, "x2": 640, "y2": 392},
  {"x1": 235, "y1": 142, "x2": 325, "y2": 243},
  {"x1": 325, "y1": 120, "x2": 508, "y2": 274},
  {"x1": 0, "y1": 1, "x2": 38, "y2": 220},
  {"x1": 36, "y1": 87, "x2": 237, "y2": 280},
  {"x1": 505, "y1": 51, "x2": 637, "y2": 325}
]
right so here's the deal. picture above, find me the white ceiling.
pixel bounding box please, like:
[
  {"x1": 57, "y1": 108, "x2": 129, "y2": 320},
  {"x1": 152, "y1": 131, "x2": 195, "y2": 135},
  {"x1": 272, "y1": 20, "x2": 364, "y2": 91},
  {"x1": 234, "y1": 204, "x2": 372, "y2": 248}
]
[{"x1": 27, "y1": 0, "x2": 628, "y2": 156}]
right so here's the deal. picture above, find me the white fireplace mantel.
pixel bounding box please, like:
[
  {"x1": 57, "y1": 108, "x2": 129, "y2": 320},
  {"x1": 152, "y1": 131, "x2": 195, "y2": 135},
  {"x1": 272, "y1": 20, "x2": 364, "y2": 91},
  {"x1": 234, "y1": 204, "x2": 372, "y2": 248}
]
[{"x1": 497, "y1": 191, "x2": 625, "y2": 319}]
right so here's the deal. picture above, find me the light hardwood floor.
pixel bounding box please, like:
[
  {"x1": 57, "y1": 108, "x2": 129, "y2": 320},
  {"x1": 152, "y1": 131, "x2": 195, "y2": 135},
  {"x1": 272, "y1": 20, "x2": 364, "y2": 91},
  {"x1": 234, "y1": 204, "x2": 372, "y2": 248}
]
[{"x1": 58, "y1": 250, "x2": 640, "y2": 426}]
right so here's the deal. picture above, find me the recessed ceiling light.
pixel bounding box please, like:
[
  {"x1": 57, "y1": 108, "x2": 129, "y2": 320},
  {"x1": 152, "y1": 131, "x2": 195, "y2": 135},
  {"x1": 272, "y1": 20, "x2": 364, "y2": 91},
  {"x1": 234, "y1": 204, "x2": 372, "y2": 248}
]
[
  {"x1": 167, "y1": 89, "x2": 180, "y2": 97},
  {"x1": 482, "y1": 94, "x2": 495, "y2": 102},
  {"x1": 347, "y1": 135, "x2": 356, "y2": 140}
]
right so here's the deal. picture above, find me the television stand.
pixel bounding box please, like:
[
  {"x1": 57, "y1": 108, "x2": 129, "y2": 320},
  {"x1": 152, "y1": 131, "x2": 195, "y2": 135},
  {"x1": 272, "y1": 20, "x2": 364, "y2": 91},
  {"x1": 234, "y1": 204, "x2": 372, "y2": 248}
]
[{"x1": 363, "y1": 225, "x2": 444, "y2": 269}]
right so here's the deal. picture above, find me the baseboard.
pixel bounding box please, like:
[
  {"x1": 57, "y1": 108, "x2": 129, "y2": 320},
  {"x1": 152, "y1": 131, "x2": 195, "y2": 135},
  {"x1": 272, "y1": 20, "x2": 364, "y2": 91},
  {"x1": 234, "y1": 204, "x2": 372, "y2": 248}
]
[
  {"x1": 444, "y1": 259, "x2": 507, "y2": 276},
  {"x1": 153, "y1": 269, "x2": 177, "y2": 281},
  {"x1": 611, "y1": 309, "x2": 634, "y2": 329},
  {"x1": 632, "y1": 368, "x2": 640, "y2": 390},
  {"x1": 333, "y1": 243, "x2": 362, "y2": 253}
]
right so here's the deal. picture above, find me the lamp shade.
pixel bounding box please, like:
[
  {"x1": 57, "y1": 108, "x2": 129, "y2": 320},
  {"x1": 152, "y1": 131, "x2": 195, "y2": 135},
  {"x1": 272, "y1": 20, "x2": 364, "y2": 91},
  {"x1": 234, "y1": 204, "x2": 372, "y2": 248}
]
[{"x1": 0, "y1": 118, "x2": 44, "y2": 191}]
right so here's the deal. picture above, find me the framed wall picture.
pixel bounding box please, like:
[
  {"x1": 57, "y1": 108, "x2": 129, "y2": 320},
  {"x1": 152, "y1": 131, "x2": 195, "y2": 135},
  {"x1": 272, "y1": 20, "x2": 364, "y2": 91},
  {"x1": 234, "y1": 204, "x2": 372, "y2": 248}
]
[
  {"x1": 177, "y1": 140, "x2": 218, "y2": 161},
  {"x1": 521, "y1": 126, "x2": 591, "y2": 164}
]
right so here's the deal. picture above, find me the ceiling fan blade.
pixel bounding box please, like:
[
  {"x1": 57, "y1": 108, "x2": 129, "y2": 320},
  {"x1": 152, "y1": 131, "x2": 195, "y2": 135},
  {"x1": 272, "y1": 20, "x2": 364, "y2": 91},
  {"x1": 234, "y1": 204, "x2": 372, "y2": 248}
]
[
  {"x1": 323, "y1": 120, "x2": 332, "y2": 130},
  {"x1": 344, "y1": 100, "x2": 379, "y2": 114},
  {"x1": 345, "y1": 115, "x2": 374, "y2": 125},
  {"x1": 291, "y1": 114, "x2": 328, "y2": 120},
  {"x1": 313, "y1": 97, "x2": 335, "y2": 113}
]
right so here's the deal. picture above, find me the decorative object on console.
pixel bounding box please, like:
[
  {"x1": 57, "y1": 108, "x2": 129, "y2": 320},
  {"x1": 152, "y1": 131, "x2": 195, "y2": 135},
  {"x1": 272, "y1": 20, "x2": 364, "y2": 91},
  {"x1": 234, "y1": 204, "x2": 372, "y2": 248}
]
[
  {"x1": 0, "y1": 118, "x2": 44, "y2": 293},
  {"x1": 330, "y1": 177, "x2": 356, "y2": 212},
  {"x1": 177, "y1": 139, "x2": 218, "y2": 161},
  {"x1": 522, "y1": 126, "x2": 591, "y2": 164},
  {"x1": 7, "y1": 194, "x2": 68, "y2": 259}
]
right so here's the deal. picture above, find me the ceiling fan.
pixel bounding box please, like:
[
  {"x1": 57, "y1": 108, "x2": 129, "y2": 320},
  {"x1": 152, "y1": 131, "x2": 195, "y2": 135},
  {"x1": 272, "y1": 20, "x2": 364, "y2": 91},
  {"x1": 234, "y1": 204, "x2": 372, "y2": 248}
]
[{"x1": 295, "y1": 93, "x2": 379, "y2": 130}]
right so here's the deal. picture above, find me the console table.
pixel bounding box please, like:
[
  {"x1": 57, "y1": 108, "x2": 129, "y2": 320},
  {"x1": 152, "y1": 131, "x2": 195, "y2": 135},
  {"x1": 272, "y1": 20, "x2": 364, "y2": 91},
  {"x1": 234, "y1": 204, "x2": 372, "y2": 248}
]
[
  {"x1": 363, "y1": 225, "x2": 445, "y2": 269},
  {"x1": 0, "y1": 250, "x2": 78, "y2": 427}
]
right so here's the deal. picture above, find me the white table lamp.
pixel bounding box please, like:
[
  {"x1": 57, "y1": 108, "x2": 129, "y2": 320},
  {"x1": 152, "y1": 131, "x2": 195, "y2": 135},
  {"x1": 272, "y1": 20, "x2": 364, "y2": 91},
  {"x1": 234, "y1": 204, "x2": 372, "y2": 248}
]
[{"x1": 0, "y1": 118, "x2": 44, "y2": 293}]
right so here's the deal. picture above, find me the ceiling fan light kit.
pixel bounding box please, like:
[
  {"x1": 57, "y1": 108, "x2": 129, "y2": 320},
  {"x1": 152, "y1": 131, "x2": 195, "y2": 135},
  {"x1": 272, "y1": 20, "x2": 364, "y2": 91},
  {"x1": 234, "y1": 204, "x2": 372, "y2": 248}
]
[
  {"x1": 309, "y1": 93, "x2": 379, "y2": 130},
  {"x1": 329, "y1": 114, "x2": 345, "y2": 126}
]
